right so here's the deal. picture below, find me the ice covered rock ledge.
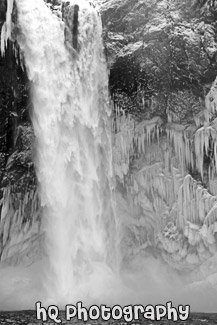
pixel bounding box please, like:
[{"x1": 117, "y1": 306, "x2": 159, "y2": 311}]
[
  {"x1": 0, "y1": 0, "x2": 41, "y2": 266},
  {"x1": 102, "y1": 0, "x2": 217, "y2": 284}
]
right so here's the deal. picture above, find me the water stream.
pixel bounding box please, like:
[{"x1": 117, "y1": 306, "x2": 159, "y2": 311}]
[{"x1": 15, "y1": 0, "x2": 117, "y2": 306}]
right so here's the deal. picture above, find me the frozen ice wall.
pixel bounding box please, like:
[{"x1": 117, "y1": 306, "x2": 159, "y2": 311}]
[{"x1": 113, "y1": 88, "x2": 217, "y2": 284}]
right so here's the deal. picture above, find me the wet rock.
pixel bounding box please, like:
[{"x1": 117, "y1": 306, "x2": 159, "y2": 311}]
[
  {"x1": 98, "y1": 0, "x2": 217, "y2": 121},
  {"x1": 0, "y1": 3, "x2": 39, "y2": 265}
]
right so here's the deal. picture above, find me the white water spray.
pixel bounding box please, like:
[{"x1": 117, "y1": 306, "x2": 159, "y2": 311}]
[{"x1": 15, "y1": 0, "x2": 117, "y2": 305}]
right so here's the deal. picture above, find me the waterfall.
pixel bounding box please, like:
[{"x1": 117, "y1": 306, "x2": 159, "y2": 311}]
[
  {"x1": 15, "y1": 0, "x2": 116, "y2": 305},
  {"x1": 2, "y1": 0, "x2": 217, "y2": 313}
]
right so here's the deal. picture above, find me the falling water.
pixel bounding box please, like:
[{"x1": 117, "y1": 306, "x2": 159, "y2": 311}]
[
  {"x1": 2, "y1": 0, "x2": 217, "y2": 313},
  {"x1": 15, "y1": 0, "x2": 117, "y2": 305}
]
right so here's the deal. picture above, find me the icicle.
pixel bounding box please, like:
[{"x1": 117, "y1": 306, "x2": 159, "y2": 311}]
[
  {"x1": 204, "y1": 203, "x2": 217, "y2": 226},
  {"x1": 204, "y1": 77, "x2": 217, "y2": 122},
  {"x1": 195, "y1": 127, "x2": 204, "y2": 178},
  {"x1": 0, "y1": 0, "x2": 14, "y2": 56},
  {"x1": 166, "y1": 124, "x2": 196, "y2": 174},
  {"x1": 156, "y1": 125, "x2": 160, "y2": 144},
  {"x1": 1, "y1": 23, "x2": 6, "y2": 56},
  {"x1": 0, "y1": 185, "x2": 40, "y2": 264}
]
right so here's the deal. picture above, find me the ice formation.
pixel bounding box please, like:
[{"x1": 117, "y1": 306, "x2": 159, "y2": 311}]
[
  {"x1": 0, "y1": 186, "x2": 41, "y2": 265},
  {"x1": 194, "y1": 78, "x2": 217, "y2": 194},
  {"x1": 1, "y1": 0, "x2": 14, "y2": 56},
  {"x1": 113, "y1": 108, "x2": 162, "y2": 180},
  {"x1": 113, "y1": 81, "x2": 217, "y2": 271}
]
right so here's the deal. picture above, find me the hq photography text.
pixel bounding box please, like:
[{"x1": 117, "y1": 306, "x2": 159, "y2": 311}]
[{"x1": 36, "y1": 301, "x2": 190, "y2": 323}]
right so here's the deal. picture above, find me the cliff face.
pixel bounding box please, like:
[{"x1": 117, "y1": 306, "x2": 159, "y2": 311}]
[
  {"x1": 100, "y1": 0, "x2": 217, "y2": 280},
  {"x1": 0, "y1": 1, "x2": 40, "y2": 265},
  {"x1": 100, "y1": 0, "x2": 217, "y2": 121}
]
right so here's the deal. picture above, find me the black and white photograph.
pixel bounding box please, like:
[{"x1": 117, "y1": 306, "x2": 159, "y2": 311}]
[{"x1": 0, "y1": 0, "x2": 217, "y2": 323}]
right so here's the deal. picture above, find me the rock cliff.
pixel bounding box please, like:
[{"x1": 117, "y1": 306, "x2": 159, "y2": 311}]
[
  {"x1": 0, "y1": 0, "x2": 40, "y2": 265},
  {"x1": 100, "y1": 0, "x2": 217, "y2": 281},
  {"x1": 101, "y1": 0, "x2": 217, "y2": 120}
]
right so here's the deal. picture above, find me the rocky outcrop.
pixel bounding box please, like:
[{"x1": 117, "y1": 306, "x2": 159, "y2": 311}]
[
  {"x1": 100, "y1": 0, "x2": 217, "y2": 122},
  {"x1": 102, "y1": 0, "x2": 217, "y2": 278},
  {"x1": 0, "y1": 1, "x2": 39, "y2": 265}
]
